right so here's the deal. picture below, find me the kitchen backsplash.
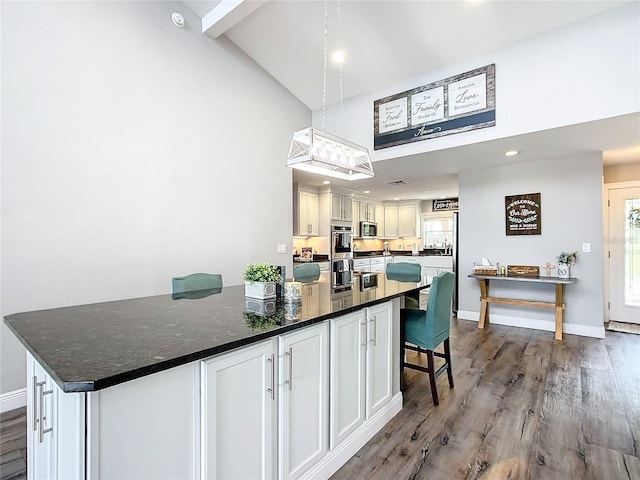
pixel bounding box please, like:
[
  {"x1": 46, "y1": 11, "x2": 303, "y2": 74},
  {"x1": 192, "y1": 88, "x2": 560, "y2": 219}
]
[{"x1": 293, "y1": 237, "x2": 422, "y2": 255}]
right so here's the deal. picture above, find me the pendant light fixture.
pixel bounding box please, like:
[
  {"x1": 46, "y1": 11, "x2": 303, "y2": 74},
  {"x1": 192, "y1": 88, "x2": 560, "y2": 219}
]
[{"x1": 286, "y1": 1, "x2": 374, "y2": 181}]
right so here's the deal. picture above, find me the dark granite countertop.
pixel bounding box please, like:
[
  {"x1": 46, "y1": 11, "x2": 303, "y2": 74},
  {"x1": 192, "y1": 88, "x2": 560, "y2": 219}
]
[{"x1": 4, "y1": 273, "x2": 430, "y2": 393}]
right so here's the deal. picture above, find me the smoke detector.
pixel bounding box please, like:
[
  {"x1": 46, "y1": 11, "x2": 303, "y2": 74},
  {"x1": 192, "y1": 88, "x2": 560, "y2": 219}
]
[{"x1": 171, "y1": 12, "x2": 185, "y2": 28}]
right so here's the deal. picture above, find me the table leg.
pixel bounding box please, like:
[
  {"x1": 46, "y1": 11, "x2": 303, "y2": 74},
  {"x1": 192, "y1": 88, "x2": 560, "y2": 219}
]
[
  {"x1": 478, "y1": 279, "x2": 489, "y2": 329},
  {"x1": 555, "y1": 283, "x2": 564, "y2": 341}
]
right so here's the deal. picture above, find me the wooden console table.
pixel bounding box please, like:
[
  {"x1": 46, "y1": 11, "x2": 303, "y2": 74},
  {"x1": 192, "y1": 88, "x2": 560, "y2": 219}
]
[{"x1": 468, "y1": 274, "x2": 578, "y2": 341}]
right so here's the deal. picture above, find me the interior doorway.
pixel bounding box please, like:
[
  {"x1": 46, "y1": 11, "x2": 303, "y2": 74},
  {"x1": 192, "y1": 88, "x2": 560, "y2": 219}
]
[{"x1": 607, "y1": 182, "x2": 640, "y2": 325}]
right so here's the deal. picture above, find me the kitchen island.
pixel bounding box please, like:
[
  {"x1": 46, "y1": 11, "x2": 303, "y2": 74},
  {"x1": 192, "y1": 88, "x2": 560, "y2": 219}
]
[{"x1": 5, "y1": 272, "x2": 430, "y2": 479}]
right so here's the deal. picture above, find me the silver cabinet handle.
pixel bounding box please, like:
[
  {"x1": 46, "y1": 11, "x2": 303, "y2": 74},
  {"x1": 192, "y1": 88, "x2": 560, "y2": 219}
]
[
  {"x1": 361, "y1": 320, "x2": 367, "y2": 348},
  {"x1": 284, "y1": 348, "x2": 293, "y2": 390},
  {"x1": 32, "y1": 376, "x2": 41, "y2": 432},
  {"x1": 266, "y1": 354, "x2": 275, "y2": 400},
  {"x1": 38, "y1": 381, "x2": 53, "y2": 443},
  {"x1": 369, "y1": 316, "x2": 378, "y2": 347}
]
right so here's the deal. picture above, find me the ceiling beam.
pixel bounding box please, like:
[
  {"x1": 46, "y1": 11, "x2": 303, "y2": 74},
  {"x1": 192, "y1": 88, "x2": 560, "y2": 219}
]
[{"x1": 202, "y1": 0, "x2": 267, "y2": 38}]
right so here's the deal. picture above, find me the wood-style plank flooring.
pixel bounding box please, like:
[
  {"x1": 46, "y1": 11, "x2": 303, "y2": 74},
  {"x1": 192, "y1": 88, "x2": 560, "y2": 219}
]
[
  {"x1": 1, "y1": 318, "x2": 638, "y2": 480},
  {"x1": 0, "y1": 407, "x2": 26, "y2": 480},
  {"x1": 332, "y1": 318, "x2": 640, "y2": 480}
]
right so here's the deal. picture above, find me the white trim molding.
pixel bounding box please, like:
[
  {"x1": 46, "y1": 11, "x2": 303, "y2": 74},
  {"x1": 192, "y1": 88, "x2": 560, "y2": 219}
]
[
  {"x1": 0, "y1": 388, "x2": 27, "y2": 413},
  {"x1": 457, "y1": 310, "x2": 605, "y2": 339}
]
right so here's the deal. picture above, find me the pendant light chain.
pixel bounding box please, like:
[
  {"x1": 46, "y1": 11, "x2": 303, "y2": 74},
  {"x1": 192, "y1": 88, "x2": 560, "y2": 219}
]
[
  {"x1": 321, "y1": 1, "x2": 328, "y2": 132},
  {"x1": 337, "y1": 0, "x2": 344, "y2": 134}
]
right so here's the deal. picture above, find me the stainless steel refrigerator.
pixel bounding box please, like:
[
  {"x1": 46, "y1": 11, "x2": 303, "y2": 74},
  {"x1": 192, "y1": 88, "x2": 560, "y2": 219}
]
[{"x1": 452, "y1": 211, "x2": 459, "y2": 314}]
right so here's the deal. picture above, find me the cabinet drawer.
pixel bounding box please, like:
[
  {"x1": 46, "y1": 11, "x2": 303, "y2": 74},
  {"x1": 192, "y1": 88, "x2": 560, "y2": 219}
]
[{"x1": 369, "y1": 257, "x2": 385, "y2": 266}]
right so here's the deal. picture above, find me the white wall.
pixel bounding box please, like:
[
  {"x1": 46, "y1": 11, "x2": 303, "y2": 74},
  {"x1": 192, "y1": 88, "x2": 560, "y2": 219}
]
[
  {"x1": 0, "y1": 1, "x2": 310, "y2": 395},
  {"x1": 457, "y1": 153, "x2": 605, "y2": 337},
  {"x1": 317, "y1": 2, "x2": 639, "y2": 160}
]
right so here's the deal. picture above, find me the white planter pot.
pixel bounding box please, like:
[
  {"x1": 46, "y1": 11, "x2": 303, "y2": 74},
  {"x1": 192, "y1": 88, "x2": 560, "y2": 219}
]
[
  {"x1": 244, "y1": 281, "x2": 277, "y2": 299},
  {"x1": 557, "y1": 264, "x2": 571, "y2": 279}
]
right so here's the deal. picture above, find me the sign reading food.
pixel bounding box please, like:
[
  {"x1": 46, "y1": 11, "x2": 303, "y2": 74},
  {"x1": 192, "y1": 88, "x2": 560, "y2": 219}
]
[
  {"x1": 505, "y1": 193, "x2": 541, "y2": 236},
  {"x1": 378, "y1": 97, "x2": 408, "y2": 134}
]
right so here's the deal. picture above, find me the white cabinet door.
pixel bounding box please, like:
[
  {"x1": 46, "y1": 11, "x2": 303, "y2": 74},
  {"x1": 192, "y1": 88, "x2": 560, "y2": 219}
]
[
  {"x1": 280, "y1": 323, "x2": 329, "y2": 480},
  {"x1": 352, "y1": 199, "x2": 360, "y2": 232},
  {"x1": 398, "y1": 203, "x2": 418, "y2": 237},
  {"x1": 330, "y1": 311, "x2": 366, "y2": 449},
  {"x1": 331, "y1": 194, "x2": 352, "y2": 221},
  {"x1": 375, "y1": 204, "x2": 385, "y2": 227},
  {"x1": 27, "y1": 354, "x2": 85, "y2": 480},
  {"x1": 298, "y1": 191, "x2": 319, "y2": 236},
  {"x1": 383, "y1": 205, "x2": 398, "y2": 237},
  {"x1": 366, "y1": 302, "x2": 393, "y2": 418},
  {"x1": 201, "y1": 340, "x2": 278, "y2": 480}
]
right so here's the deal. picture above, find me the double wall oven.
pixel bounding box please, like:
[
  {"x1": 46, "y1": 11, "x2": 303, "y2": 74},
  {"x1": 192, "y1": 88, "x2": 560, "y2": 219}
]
[{"x1": 331, "y1": 225, "x2": 354, "y2": 289}]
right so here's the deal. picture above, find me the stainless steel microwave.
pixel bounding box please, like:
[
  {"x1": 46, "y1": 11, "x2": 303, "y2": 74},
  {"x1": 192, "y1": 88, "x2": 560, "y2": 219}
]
[{"x1": 360, "y1": 221, "x2": 377, "y2": 238}]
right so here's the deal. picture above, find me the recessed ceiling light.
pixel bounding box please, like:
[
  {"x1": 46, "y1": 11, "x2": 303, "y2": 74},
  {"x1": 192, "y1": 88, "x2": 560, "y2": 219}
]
[
  {"x1": 505, "y1": 150, "x2": 520, "y2": 157},
  {"x1": 331, "y1": 49, "x2": 345, "y2": 64},
  {"x1": 393, "y1": 197, "x2": 400, "y2": 201},
  {"x1": 322, "y1": 180, "x2": 331, "y2": 184},
  {"x1": 364, "y1": 190, "x2": 371, "y2": 194}
]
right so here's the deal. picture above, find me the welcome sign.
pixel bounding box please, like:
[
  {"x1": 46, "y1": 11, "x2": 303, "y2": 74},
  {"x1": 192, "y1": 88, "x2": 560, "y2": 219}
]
[
  {"x1": 373, "y1": 64, "x2": 495, "y2": 150},
  {"x1": 505, "y1": 193, "x2": 541, "y2": 236}
]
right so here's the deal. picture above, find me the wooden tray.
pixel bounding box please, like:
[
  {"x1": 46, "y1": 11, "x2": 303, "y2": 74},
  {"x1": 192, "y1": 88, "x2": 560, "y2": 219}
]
[{"x1": 474, "y1": 268, "x2": 497, "y2": 276}]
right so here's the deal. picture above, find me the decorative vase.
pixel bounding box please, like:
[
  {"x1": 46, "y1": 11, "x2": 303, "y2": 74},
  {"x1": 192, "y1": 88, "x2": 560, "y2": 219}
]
[
  {"x1": 245, "y1": 281, "x2": 277, "y2": 299},
  {"x1": 557, "y1": 263, "x2": 571, "y2": 279}
]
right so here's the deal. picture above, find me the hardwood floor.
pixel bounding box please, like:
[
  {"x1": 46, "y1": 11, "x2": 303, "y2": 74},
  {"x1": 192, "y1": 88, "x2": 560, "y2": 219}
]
[
  {"x1": 0, "y1": 407, "x2": 26, "y2": 480},
  {"x1": 1, "y1": 318, "x2": 638, "y2": 480},
  {"x1": 332, "y1": 318, "x2": 640, "y2": 480}
]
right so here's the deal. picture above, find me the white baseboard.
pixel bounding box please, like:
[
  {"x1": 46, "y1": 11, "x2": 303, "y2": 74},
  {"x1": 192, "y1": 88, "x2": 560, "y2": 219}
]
[
  {"x1": 0, "y1": 388, "x2": 27, "y2": 413},
  {"x1": 457, "y1": 310, "x2": 605, "y2": 339},
  {"x1": 299, "y1": 392, "x2": 403, "y2": 480}
]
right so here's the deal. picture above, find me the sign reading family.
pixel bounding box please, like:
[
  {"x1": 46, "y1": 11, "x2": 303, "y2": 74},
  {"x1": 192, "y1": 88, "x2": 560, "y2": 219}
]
[
  {"x1": 505, "y1": 193, "x2": 542, "y2": 236},
  {"x1": 373, "y1": 64, "x2": 495, "y2": 150}
]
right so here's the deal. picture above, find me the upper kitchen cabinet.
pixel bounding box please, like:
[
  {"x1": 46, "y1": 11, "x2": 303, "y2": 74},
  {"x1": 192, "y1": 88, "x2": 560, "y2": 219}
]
[
  {"x1": 383, "y1": 204, "x2": 398, "y2": 238},
  {"x1": 359, "y1": 202, "x2": 376, "y2": 223},
  {"x1": 294, "y1": 184, "x2": 319, "y2": 236},
  {"x1": 381, "y1": 202, "x2": 419, "y2": 238},
  {"x1": 398, "y1": 202, "x2": 419, "y2": 237},
  {"x1": 331, "y1": 193, "x2": 352, "y2": 222}
]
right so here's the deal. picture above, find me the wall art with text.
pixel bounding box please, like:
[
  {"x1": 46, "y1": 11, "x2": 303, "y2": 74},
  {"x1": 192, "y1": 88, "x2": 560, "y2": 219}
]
[{"x1": 373, "y1": 64, "x2": 495, "y2": 150}]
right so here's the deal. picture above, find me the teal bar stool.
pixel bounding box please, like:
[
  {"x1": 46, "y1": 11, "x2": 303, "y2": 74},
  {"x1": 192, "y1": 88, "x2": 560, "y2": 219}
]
[
  {"x1": 400, "y1": 271, "x2": 455, "y2": 406},
  {"x1": 172, "y1": 273, "x2": 223, "y2": 297},
  {"x1": 386, "y1": 262, "x2": 421, "y2": 309},
  {"x1": 294, "y1": 263, "x2": 321, "y2": 281}
]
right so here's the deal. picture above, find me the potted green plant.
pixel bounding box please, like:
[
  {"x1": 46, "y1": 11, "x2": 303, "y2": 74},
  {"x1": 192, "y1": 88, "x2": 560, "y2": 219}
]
[
  {"x1": 243, "y1": 262, "x2": 282, "y2": 299},
  {"x1": 556, "y1": 251, "x2": 577, "y2": 279}
]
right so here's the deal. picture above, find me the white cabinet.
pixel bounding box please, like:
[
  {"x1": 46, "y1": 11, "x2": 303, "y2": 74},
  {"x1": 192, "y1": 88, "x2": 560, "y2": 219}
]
[
  {"x1": 279, "y1": 323, "x2": 329, "y2": 480},
  {"x1": 369, "y1": 257, "x2": 385, "y2": 273},
  {"x1": 420, "y1": 256, "x2": 453, "y2": 277},
  {"x1": 201, "y1": 339, "x2": 278, "y2": 480},
  {"x1": 375, "y1": 204, "x2": 385, "y2": 228},
  {"x1": 382, "y1": 203, "x2": 419, "y2": 238},
  {"x1": 398, "y1": 203, "x2": 418, "y2": 237},
  {"x1": 27, "y1": 354, "x2": 85, "y2": 480},
  {"x1": 366, "y1": 302, "x2": 394, "y2": 418},
  {"x1": 330, "y1": 302, "x2": 394, "y2": 449},
  {"x1": 359, "y1": 202, "x2": 376, "y2": 223},
  {"x1": 202, "y1": 324, "x2": 329, "y2": 480},
  {"x1": 383, "y1": 205, "x2": 398, "y2": 238},
  {"x1": 295, "y1": 189, "x2": 319, "y2": 236},
  {"x1": 329, "y1": 311, "x2": 366, "y2": 449},
  {"x1": 331, "y1": 193, "x2": 352, "y2": 222},
  {"x1": 353, "y1": 258, "x2": 370, "y2": 272}
]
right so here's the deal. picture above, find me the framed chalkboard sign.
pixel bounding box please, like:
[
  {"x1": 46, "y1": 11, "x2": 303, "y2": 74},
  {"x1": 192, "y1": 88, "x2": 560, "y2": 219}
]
[{"x1": 505, "y1": 193, "x2": 541, "y2": 236}]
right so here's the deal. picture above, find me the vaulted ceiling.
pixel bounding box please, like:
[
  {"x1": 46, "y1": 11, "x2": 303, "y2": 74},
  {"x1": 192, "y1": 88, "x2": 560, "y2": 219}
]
[{"x1": 182, "y1": 1, "x2": 639, "y2": 200}]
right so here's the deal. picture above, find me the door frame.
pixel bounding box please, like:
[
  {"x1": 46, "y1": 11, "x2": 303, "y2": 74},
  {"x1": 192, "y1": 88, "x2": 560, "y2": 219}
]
[{"x1": 603, "y1": 180, "x2": 640, "y2": 323}]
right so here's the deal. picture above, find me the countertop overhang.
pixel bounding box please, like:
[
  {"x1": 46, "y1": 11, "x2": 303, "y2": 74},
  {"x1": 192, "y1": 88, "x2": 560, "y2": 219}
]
[{"x1": 4, "y1": 273, "x2": 430, "y2": 393}]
